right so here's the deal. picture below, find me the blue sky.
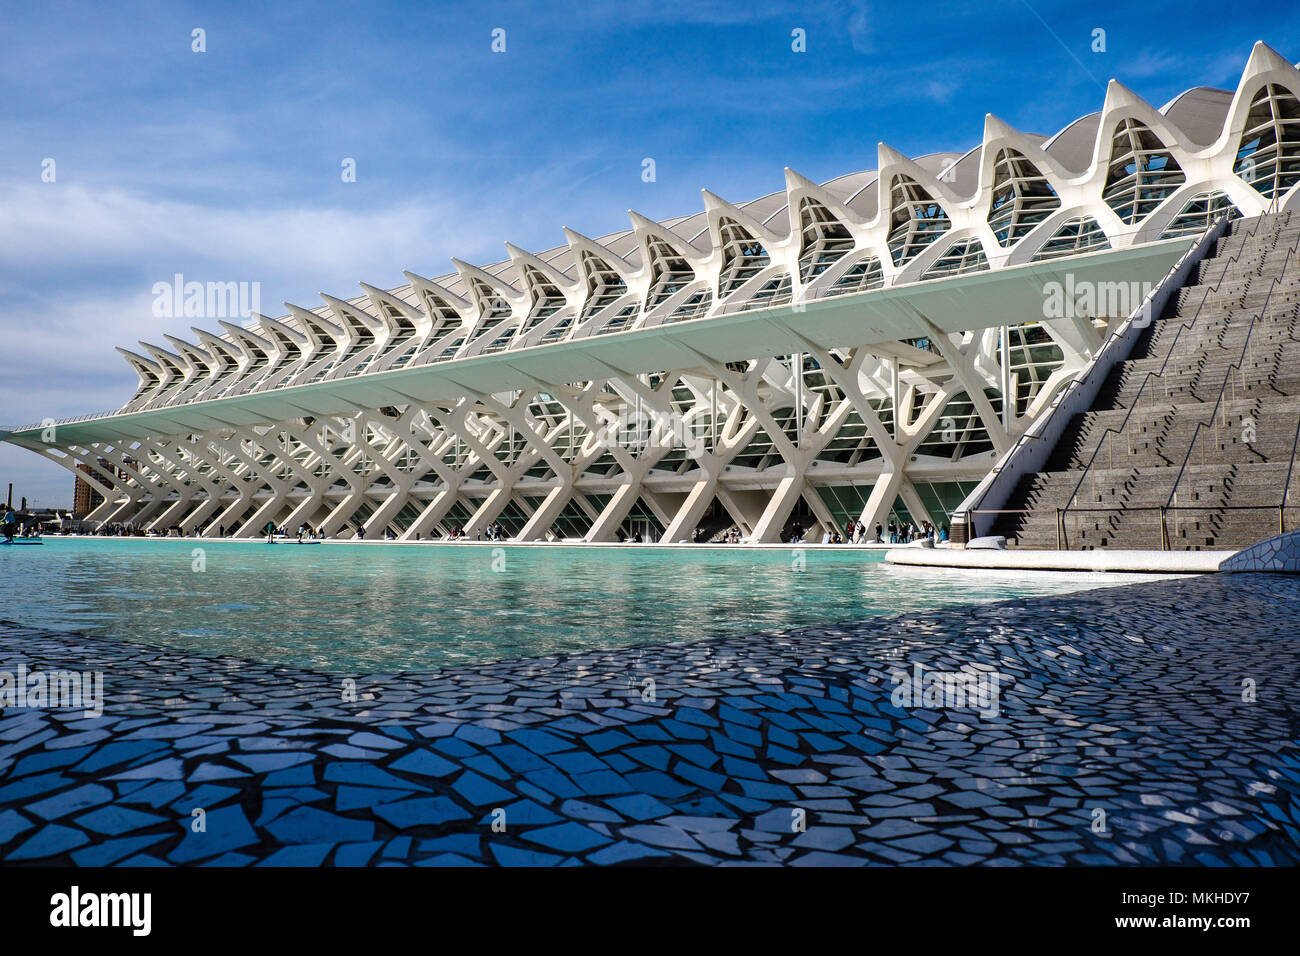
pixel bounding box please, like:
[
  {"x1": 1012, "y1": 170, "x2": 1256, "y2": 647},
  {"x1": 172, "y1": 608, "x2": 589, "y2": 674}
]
[{"x1": 2, "y1": 0, "x2": 1298, "y2": 506}]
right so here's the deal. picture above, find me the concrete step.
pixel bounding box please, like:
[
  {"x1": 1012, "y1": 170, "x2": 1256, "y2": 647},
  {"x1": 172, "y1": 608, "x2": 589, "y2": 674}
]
[
  {"x1": 1045, "y1": 399, "x2": 1300, "y2": 472},
  {"x1": 991, "y1": 213, "x2": 1300, "y2": 552}
]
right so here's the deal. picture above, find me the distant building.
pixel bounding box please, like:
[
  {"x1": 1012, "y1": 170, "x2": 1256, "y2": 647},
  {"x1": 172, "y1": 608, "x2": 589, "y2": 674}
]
[
  {"x1": 73, "y1": 457, "x2": 137, "y2": 518},
  {"x1": 73, "y1": 463, "x2": 101, "y2": 517}
]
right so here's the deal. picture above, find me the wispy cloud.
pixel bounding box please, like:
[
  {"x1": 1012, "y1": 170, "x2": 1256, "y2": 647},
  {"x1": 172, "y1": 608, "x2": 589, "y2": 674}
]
[{"x1": 845, "y1": 0, "x2": 875, "y2": 54}]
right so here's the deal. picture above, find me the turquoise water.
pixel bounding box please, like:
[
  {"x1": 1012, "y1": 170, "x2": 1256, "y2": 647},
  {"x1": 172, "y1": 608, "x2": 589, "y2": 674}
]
[{"x1": 0, "y1": 538, "x2": 1130, "y2": 672}]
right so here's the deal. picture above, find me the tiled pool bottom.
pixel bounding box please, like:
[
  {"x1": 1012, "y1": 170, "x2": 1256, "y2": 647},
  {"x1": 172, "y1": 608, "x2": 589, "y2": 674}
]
[{"x1": 1, "y1": 573, "x2": 1298, "y2": 866}]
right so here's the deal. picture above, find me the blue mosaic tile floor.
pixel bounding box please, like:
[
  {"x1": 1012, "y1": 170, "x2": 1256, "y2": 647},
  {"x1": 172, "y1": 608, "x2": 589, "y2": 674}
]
[{"x1": 1, "y1": 573, "x2": 1298, "y2": 866}]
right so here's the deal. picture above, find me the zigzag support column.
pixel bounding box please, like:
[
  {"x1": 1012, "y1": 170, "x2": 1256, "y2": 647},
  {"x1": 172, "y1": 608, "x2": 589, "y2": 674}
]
[
  {"x1": 137, "y1": 441, "x2": 195, "y2": 528},
  {"x1": 585, "y1": 482, "x2": 642, "y2": 541},
  {"x1": 248, "y1": 422, "x2": 332, "y2": 533},
  {"x1": 142, "y1": 439, "x2": 217, "y2": 532},
  {"x1": 82, "y1": 442, "x2": 151, "y2": 527},
  {"x1": 580, "y1": 371, "x2": 679, "y2": 542},
  {"x1": 491, "y1": 387, "x2": 612, "y2": 541},
  {"x1": 358, "y1": 406, "x2": 434, "y2": 538},
  {"x1": 204, "y1": 420, "x2": 324, "y2": 537},
  {"x1": 100, "y1": 441, "x2": 171, "y2": 528},
  {"x1": 313, "y1": 409, "x2": 407, "y2": 538},
  {"x1": 233, "y1": 427, "x2": 307, "y2": 538},
  {"x1": 923, "y1": 322, "x2": 1014, "y2": 456},
  {"x1": 348, "y1": 412, "x2": 411, "y2": 537},
  {"x1": 513, "y1": 400, "x2": 585, "y2": 540},
  {"x1": 474, "y1": 389, "x2": 575, "y2": 541},
  {"x1": 199, "y1": 423, "x2": 306, "y2": 537},
  {"x1": 860, "y1": 468, "x2": 908, "y2": 533},
  {"x1": 710, "y1": 359, "x2": 811, "y2": 544},
  {"x1": 179, "y1": 469, "x2": 230, "y2": 534},
  {"x1": 274, "y1": 418, "x2": 355, "y2": 536},
  {"x1": 712, "y1": 485, "x2": 764, "y2": 537},
  {"x1": 203, "y1": 429, "x2": 289, "y2": 537},
  {"x1": 392, "y1": 403, "x2": 473, "y2": 540},
  {"x1": 646, "y1": 352, "x2": 763, "y2": 542},
  {"x1": 115, "y1": 471, "x2": 174, "y2": 528},
  {"x1": 27, "y1": 443, "x2": 119, "y2": 523},
  {"x1": 189, "y1": 435, "x2": 255, "y2": 536},
  {"x1": 275, "y1": 409, "x2": 403, "y2": 539},
  {"x1": 659, "y1": 380, "x2": 762, "y2": 542},
  {"x1": 661, "y1": 474, "x2": 720, "y2": 543},
  {"x1": 752, "y1": 359, "x2": 855, "y2": 542},
  {"x1": 444, "y1": 412, "x2": 516, "y2": 539},
  {"x1": 316, "y1": 415, "x2": 396, "y2": 538},
  {"x1": 513, "y1": 382, "x2": 617, "y2": 541},
  {"x1": 634, "y1": 487, "x2": 678, "y2": 531},
  {"x1": 429, "y1": 403, "x2": 516, "y2": 538},
  {"x1": 800, "y1": 341, "x2": 935, "y2": 532},
  {"x1": 71, "y1": 443, "x2": 133, "y2": 526}
]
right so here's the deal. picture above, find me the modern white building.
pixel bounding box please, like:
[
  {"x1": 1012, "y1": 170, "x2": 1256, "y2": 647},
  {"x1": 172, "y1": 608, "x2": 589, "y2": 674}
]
[{"x1": 6, "y1": 43, "x2": 1300, "y2": 542}]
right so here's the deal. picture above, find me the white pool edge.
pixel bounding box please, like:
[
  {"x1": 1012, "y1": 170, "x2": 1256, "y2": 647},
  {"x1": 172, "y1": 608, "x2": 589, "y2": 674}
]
[{"x1": 884, "y1": 547, "x2": 1233, "y2": 574}]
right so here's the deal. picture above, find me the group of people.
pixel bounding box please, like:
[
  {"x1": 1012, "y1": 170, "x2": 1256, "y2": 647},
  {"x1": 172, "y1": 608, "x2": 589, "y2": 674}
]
[
  {"x1": 782, "y1": 515, "x2": 950, "y2": 545},
  {"x1": 882, "y1": 518, "x2": 948, "y2": 544},
  {"x1": 80, "y1": 523, "x2": 148, "y2": 536},
  {"x1": 262, "y1": 523, "x2": 323, "y2": 541},
  {"x1": 440, "y1": 526, "x2": 502, "y2": 540},
  {"x1": 686, "y1": 526, "x2": 746, "y2": 544}
]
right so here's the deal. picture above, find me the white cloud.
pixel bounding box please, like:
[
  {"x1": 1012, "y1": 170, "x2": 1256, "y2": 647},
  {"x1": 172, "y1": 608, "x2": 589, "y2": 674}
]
[
  {"x1": 0, "y1": 158, "x2": 677, "y2": 507},
  {"x1": 0, "y1": 182, "x2": 484, "y2": 290},
  {"x1": 0, "y1": 181, "x2": 529, "y2": 506},
  {"x1": 0, "y1": 179, "x2": 514, "y2": 431},
  {"x1": 846, "y1": 0, "x2": 875, "y2": 54}
]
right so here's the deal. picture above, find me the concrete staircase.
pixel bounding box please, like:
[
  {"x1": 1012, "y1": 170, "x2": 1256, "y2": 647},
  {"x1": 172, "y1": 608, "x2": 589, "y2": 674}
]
[{"x1": 992, "y1": 212, "x2": 1300, "y2": 551}]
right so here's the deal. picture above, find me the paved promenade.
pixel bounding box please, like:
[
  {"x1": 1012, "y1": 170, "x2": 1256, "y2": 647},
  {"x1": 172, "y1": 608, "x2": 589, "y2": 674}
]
[{"x1": 1, "y1": 574, "x2": 1297, "y2": 866}]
